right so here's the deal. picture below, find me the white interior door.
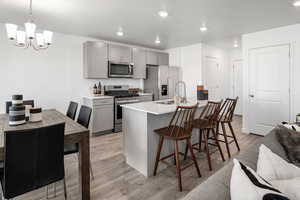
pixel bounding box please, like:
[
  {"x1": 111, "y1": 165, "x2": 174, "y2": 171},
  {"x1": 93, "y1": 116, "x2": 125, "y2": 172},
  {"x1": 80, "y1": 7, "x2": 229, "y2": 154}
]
[
  {"x1": 204, "y1": 57, "x2": 221, "y2": 101},
  {"x1": 249, "y1": 45, "x2": 290, "y2": 135},
  {"x1": 232, "y1": 60, "x2": 243, "y2": 115}
]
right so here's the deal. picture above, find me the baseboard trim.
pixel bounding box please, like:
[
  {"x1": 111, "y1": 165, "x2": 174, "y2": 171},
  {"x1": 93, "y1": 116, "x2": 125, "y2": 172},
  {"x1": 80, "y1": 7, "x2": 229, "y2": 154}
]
[{"x1": 242, "y1": 127, "x2": 249, "y2": 134}]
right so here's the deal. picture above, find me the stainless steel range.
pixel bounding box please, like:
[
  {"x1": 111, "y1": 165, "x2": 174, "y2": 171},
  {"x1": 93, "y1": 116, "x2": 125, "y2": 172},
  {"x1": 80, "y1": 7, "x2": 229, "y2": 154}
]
[{"x1": 105, "y1": 85, "x2": 141, "y2": 132}]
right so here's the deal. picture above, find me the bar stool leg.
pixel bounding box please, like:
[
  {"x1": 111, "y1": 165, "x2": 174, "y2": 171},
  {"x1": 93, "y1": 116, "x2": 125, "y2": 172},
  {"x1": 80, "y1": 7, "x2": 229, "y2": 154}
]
[
  {"x1": 216, "y1": 122, "x2": 220, "y2": 137},
  {"x1": 228, "y1": 122, "x2": 240, "y2": 151},
  {"x1": 221, "y1": 122, "x2": 231, "y2": 158},
  {"x1": 153, "y1": 136, "x2": 164, "y2": 176},
  {"x1": 204, "y1": 129, "x2": 212, "y2": 171},
  {"x1": 198, "y1": 129, "x2": 202, "y2": 152},
  {"x1": 174, "y1": 140, "x2": 182, "y2": 192},
  {"x1": 184, "y1": 140, "x2": 189, "y2": 160},
  {"x1": 211, "y1": 128, "x2": 225, "y2": 162},
  {"x1": 187, "y1": 138, "x2": 201, "y2": 177}
]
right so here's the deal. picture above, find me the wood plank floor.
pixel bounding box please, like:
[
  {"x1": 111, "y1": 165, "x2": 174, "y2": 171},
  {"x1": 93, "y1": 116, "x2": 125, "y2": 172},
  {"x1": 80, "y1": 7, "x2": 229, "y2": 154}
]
[{"x1": 17, "y1": 116, "x2": 261, "y2": 200}]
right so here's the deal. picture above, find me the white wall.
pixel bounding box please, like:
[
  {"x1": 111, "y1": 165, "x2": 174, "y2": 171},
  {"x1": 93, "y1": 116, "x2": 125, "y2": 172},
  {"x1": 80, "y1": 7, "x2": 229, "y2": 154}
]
[
  {"x1": 167, "y1": 43, "x2": 231, "y2": 100},
  {"x1": 242, "y1": 23, "x2": 300, "y2": 133},
  {"x1": 0, "y1": 24, "x2": 142, "y2": 114},
  {"x1": 180, "y1": 44, "x2": 203, "y2": 99},
  {"x1": 202, "y1": 44, "x2": 230, "y2": 99},
  {"x1": 167, "y1": 44, "x2": 202, "y2": 99}
]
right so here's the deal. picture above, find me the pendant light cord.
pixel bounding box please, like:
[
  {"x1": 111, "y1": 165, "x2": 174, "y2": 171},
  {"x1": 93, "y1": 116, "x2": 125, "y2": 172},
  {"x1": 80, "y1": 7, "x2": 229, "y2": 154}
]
[{"x1": 29, "y1": 0, "x2": 33, "y2": 21}]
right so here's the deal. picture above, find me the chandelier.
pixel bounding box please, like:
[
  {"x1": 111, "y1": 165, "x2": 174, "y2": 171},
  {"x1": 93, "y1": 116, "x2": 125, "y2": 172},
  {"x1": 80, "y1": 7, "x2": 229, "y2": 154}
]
[{"x1": 5, "y1": 0, "x2": 53, "y2": 51}]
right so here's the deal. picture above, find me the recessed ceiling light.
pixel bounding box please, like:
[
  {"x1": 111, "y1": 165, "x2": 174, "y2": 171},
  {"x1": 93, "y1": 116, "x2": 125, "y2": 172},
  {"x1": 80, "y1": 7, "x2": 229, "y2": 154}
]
[
  {"x1": 200, "y1": 24, "x2": 208, "y2": 32},
  {"x1": 116, "y1": 28, "x2": 124, "y2": 36},
  {"x1": 158, "y1": 10, "x2": 168, "y2": 18},
  {"x1": 116, "y1": 31, "x2": 124, "y2": 36},
  {"x1": 155, "y1": 36, "x2": 161, "y2": 44},
  {"x1": 293, "y1": 0, "x2": 300, "y2": 6},
  {"x1": 233, "y1": 41, "x2": 239, "y2": 48}
]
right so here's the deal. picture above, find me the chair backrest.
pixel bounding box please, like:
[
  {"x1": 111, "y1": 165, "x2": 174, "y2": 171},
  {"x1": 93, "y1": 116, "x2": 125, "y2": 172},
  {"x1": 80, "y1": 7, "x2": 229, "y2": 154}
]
[
  {"x1": 77, "y1": 105, "x2": 92, "y2": 128},
  {"x1": 168, "y1": 104, "x2": 198, "y2": 138},
  {"x1": 218, "y1": 97, "x2": 239, "y2": 122},
  {"x1": 37, "y1": 123, "x2": 65, "y2": 187},
  {"x1": 3, "y1": 123, "x2": 65, "y2": 199},
  {"x1": 198, "y1": 100, "x2": 223, "y2": 124},
  {"x1": 5, "y1": 100, "x2": 34, "y2": 114},
  {"x1": 66, "y1": 101, "x2": 78, "y2": 120}
]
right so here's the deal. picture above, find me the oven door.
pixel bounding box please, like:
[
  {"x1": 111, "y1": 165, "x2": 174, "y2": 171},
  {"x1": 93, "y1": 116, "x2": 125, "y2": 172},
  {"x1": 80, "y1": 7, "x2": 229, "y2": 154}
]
[
  {"x1": 115, "y1": 99, "x2": 140, "y2": 122},
  {"x1": 114, "y1": 99, "x2": 141, "y2": 132},
  {"x1": 109, "y1": 62, "x2": 133, "y2": 78}
]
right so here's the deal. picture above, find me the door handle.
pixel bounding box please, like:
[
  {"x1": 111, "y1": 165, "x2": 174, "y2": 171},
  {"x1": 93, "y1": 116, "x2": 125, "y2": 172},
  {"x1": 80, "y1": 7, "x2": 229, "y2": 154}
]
[{"x1": 249, "y1": 94, "x2": 254, "y2": 98}]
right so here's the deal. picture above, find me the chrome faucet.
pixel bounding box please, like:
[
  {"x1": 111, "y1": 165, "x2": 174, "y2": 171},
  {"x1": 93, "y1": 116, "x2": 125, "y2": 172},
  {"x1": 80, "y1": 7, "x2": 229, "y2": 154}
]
[{"x1": 175, "y1": 81, "x2": 187, "y2": 103}]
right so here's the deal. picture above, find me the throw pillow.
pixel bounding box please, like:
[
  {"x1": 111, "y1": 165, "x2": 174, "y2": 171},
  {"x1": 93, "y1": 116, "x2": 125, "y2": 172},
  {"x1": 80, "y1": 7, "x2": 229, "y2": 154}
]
[
  {"x1": 275, "y1": 125, "x2": 300, "y2": 167},
  {"x1": 257, "y1": 144, "x2": 300, "y2": 181},
  {"x1": 281, "y1": 122, "x2": 300, "y2": 132},
  {"x1": 230, "y1": 159, "x2": 289, "y2": 200},
  {"x1": 271, "y1": 177, "x2": 300, "y2": 200}
]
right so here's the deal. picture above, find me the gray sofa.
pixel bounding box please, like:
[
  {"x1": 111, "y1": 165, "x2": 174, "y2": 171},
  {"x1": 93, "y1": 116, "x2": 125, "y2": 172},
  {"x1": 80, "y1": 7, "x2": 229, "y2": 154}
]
[{"x1": 183, "y1": 128, "x2": 287, "y2": 200}]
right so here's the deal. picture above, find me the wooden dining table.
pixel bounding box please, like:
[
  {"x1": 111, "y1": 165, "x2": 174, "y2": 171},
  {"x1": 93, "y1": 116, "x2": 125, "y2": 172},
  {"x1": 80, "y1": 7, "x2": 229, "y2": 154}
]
[{"x1": 0, "y1": 109, "x2": 91, "y2": 200}]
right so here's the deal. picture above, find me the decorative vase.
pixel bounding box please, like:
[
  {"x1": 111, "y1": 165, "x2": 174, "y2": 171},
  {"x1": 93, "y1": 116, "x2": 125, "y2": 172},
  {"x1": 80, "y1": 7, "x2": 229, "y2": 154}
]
[{"x1": 9, "y1": 95, "x2": 26, "y2": 126}]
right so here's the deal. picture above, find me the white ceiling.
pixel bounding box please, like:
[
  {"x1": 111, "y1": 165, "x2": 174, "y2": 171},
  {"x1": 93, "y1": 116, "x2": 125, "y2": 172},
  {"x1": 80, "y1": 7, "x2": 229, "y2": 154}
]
[{"x1": 1, "y1": 0, "x2": 300, "y2": 49}]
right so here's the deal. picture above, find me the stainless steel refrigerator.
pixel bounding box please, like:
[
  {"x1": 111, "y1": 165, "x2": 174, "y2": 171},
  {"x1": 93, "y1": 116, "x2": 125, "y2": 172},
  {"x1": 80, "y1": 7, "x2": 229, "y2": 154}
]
[{"x1": 144, "y1": 65, "x2": 180, "y2": 101}]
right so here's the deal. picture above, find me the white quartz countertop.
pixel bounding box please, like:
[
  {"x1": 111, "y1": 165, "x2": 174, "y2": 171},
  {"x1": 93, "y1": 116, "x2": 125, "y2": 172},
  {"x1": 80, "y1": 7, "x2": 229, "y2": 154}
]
[
  {"x1": 138, "y1": 93, "x2": 153, "y2": 96},
  {"x1": 121, "y1": 99, "x2": 207, "y2": 115},
  {"x1": 83, "y1": 95, "x2": 114, "y2": 100}
]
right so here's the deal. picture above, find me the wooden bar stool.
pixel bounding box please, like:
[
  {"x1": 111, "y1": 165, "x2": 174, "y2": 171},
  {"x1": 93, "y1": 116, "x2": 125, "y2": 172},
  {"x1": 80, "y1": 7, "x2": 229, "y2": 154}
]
[
  {"x1": 153, "y1": 104, "x2": 201, "y2": 192},
  {"x1": 214, "y1": 97, "x2": 240, "y2": 158},
  {"x1": 185, "y1": 101, "x2": 225, "y2": 171}
]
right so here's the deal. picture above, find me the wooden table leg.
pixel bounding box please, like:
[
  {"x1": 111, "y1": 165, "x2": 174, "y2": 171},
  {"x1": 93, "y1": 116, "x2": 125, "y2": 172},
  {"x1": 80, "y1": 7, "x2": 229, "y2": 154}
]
[{"x1": 78, "y1": 132, "x2": 90, "y2": 200}]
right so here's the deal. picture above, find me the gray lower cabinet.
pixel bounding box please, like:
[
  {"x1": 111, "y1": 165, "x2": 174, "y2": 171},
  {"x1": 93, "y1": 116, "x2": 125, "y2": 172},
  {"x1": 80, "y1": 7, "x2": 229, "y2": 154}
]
[
  {"x1": 158, "y1": 52, "x2": 169, "y2": 66},
  {"x1": 146, "y1": 51, "x2": 158, "y2": 65},
  {"x1": 83, "y1": 97, "x2": 114, "y2": 135},
  {"x1": 108, "y1": 44, "x2": 132, "y2": 63},
  {"x1": 83, "y1": 41, "x2": 108, "y2": 79},
  {"x1": 132, "y1": 48, "x2": 146, "y2": 79}
]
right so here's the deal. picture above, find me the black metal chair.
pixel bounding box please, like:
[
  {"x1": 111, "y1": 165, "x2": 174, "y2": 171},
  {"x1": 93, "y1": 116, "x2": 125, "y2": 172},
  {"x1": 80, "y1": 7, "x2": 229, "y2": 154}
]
[
  {"x1": 66, "y1": 101, "x2": 78, "y2": 120},
  {"x1": 5, "y1": 100, "x2": 34, "y2": 114},
  {"x1": 64, "y1": 105, "x2": 94, "y2": 180},
  {"x1": 0, "y1": 123, "x2": 66, "y2": 199}
]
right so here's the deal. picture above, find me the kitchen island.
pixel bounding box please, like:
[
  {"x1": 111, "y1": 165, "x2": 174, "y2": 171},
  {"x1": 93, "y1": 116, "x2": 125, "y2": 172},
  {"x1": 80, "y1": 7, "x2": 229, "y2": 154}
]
[{"x1": 122, "y1": 99, "x2": 207, "y2": 177}]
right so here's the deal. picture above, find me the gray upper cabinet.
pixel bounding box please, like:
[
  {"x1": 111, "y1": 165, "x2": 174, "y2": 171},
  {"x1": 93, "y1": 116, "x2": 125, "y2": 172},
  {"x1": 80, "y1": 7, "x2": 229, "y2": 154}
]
[
  {"x1": 108, "y1": 44, "x2": 132, "y2": 63},
  {"x1": 146, "y1": 51, "x2": 158, "y2": 65},
  {"x1": 158, "y1": 52, "x2": 169, "y2": 66},
  {"x1": 146, "y1": 51, "x2": 169, "y2": 66},
  {"x1": 83, "y1": 41, "x2": 108, "y2": 79},
  {"x1": 132, "y1": 48, "x2": 146, "y2": 79}
]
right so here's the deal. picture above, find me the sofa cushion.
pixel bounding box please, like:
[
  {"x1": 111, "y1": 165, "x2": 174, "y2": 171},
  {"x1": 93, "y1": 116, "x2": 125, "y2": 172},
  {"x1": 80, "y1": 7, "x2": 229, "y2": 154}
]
[{"x1": 182, "y1": 128, "x2": 287, "y2": 200}]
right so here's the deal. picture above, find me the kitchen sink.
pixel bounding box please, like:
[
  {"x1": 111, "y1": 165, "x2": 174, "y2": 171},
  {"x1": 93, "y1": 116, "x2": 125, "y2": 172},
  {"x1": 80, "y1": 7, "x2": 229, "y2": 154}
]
[{"x1": 156, "y1": 100, "x2": 175, "y2": 105}]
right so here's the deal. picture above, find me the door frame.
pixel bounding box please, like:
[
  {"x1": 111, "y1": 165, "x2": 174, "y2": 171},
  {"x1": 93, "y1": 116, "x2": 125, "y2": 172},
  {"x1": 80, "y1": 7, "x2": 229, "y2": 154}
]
[
  {"x1": 232, "y1": 59, "x2": 243, "y2": 115},
  {"x1": 246, "y1": 43, "x2": 293, "y2": 134}
]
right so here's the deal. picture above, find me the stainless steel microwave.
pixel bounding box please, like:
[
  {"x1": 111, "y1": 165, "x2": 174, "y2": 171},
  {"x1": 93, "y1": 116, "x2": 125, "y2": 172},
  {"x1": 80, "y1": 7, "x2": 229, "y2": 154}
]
[{"x1": 108, "y1": 62, "x2": 134, "y2": 78}]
